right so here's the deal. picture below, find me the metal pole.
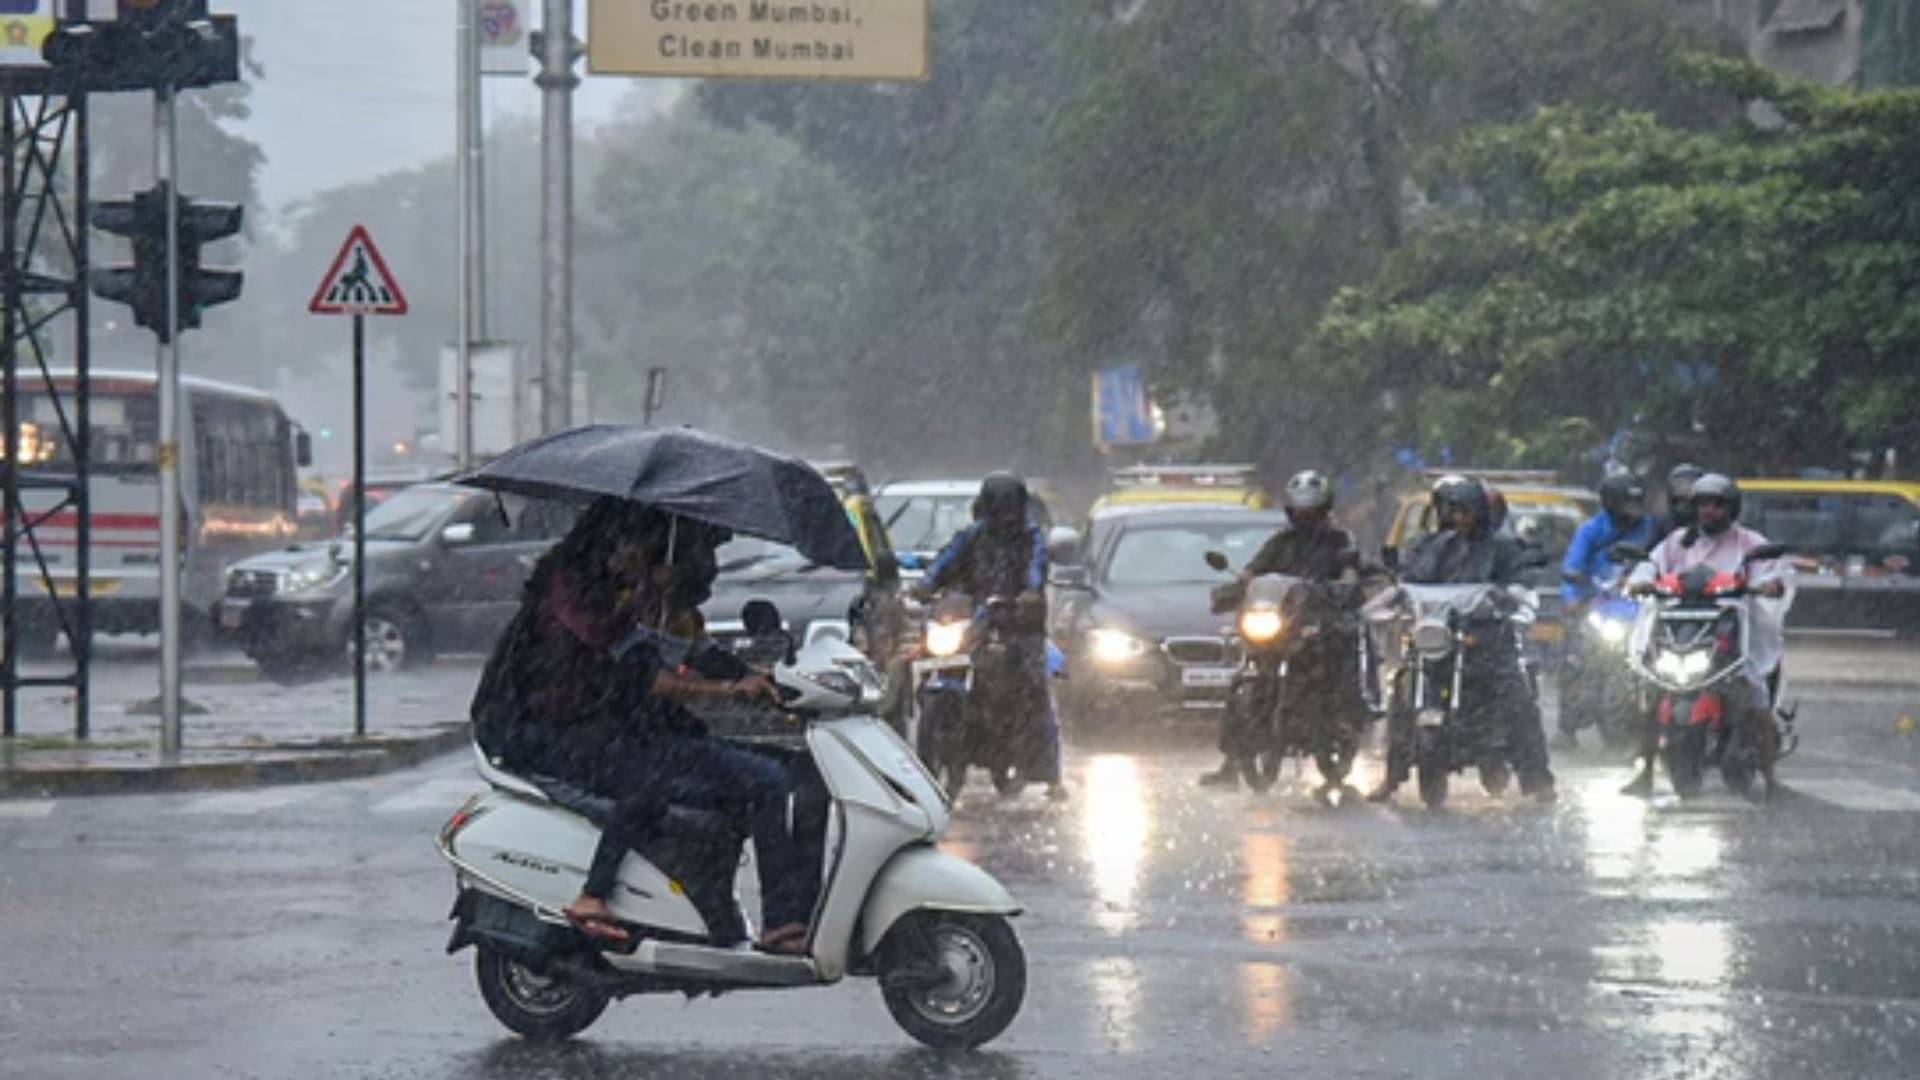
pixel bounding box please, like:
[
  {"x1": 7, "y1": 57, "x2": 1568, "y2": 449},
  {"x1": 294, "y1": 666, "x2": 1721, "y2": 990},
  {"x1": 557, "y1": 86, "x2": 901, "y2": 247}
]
[
  {"x1": 538, "y1": 0, "x2": 575, "y2": 434},
  {"x1": 157, "y1": 89, "x2": 183, "y2": 755},
  {"x1": 455, "y1": 0, "x2": 475, "y2": 468},
  {"x1": 471, "y1": 1, "x2": 488, "y2": 342},
  {"x1": 352, "y1": 314, "x2": 366, "y2": 738},
  {"x1": 74, "y1": 95, "x2": 92, "y2": 742},
  {"x1": 3, "y1": 95, "x2": 18, "y2": 740}
]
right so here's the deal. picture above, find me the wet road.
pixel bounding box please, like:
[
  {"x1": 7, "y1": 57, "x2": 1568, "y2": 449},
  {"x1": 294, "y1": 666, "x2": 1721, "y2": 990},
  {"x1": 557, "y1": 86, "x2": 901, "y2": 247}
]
[{"x1": 3, "y1": 646, "x2": 1920, "y2": 1079}]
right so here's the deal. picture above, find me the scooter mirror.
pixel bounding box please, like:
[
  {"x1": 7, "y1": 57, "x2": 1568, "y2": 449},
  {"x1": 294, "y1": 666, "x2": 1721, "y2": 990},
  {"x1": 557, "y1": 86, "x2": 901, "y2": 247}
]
[{"x1": 1203, "y1": 551, "x2": 1230, "y2": 572}]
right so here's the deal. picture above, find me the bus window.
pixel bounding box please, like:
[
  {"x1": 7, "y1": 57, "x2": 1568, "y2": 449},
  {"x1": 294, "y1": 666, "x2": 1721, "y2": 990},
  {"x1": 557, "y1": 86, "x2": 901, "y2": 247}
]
[{"x1": 13, "y1": 392, "x2": 159, "y2": 469}]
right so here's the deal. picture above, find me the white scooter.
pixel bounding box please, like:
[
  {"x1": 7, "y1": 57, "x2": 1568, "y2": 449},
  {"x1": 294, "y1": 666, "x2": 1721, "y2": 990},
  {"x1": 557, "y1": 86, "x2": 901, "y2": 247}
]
[{"x1": 436, "y1": 603, "x2": 1026, "y2": 1049}]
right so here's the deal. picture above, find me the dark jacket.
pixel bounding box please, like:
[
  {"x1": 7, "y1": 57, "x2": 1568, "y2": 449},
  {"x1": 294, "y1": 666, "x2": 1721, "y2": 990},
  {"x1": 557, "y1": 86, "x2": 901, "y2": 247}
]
[
  {"x1": 923, "y1": 521, "x2": 1047, "y2": 599},
  {"x1": 1245, "y1": 523, "x2": 1359, "y2": 581},
  {"x1": 1401, "y1": 528, "x2": 1531, "y2": 587}
]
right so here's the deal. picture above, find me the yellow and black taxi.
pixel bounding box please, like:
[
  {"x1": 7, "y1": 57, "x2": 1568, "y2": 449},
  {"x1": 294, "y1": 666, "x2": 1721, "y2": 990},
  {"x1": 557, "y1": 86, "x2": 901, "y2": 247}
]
[{"x1": 1739, "y1": 477, "x2": 1920, "y2": 636}]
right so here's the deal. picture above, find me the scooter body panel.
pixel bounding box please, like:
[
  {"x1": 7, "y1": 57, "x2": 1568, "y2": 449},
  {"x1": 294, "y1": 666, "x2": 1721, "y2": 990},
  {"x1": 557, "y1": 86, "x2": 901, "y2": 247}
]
[
  {"x1": 444, "y1": 791, "x2": 709, "y2": 937},
  {"x1": 858, "y1": 844, "x2": 1023, "y2": 957}
]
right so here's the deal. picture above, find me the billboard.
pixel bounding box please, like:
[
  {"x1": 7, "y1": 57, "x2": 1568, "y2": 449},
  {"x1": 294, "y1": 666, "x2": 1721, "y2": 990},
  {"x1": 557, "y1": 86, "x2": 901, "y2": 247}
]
[
  {"x1": 587, "y1": 0, "x2": 928, "y2": 81},
  {"x1": 0, "y1": 0, "x2": 54, "y2": 69}
]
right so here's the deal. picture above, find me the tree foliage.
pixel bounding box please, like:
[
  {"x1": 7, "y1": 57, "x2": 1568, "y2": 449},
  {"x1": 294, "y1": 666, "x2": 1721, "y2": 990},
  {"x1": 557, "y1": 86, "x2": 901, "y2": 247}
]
[{"x1": 1315, "y1": 55, "x2": 1920, "y2": 475}]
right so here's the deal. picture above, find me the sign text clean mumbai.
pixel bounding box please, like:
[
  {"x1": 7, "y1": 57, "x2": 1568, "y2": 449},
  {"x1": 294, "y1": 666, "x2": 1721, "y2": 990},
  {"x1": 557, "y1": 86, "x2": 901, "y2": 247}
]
[{"x1": 588, "y1": 0, "x2": 928, "y2": 81}]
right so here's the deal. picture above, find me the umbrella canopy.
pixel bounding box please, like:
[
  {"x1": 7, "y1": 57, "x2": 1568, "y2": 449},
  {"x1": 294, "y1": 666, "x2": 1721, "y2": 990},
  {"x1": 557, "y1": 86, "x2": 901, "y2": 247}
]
[{"x1": 458, "y1": 425, "x2": 868, "y2": 572}]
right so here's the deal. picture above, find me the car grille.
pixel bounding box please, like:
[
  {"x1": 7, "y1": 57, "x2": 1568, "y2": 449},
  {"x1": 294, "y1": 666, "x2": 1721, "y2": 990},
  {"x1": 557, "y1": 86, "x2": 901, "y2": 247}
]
[
  {"x1": 1163, "y1": 637, "x2": 1228, "y2": 666},
  {"x1": 226, "y1": 570, "x2": 279, "y2": 599}
]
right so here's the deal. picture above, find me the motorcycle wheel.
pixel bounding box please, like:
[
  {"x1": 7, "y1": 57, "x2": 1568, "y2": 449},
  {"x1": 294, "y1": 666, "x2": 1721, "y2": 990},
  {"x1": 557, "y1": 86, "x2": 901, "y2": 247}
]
[
  {"x1": 1416, "y1": 729, "x2": 1449, "y2": 810},
  {"x1": 474, "y1": 946, "x2": 609, "y2": 1043},
  {"x1": 990, "y1": 765, "x2": 1025, "y2": 798},
  {"x1": 1664, "y1": 725, "x2": 1708, "y2": 799},
  {"x1": 879, "y1": 912, "x2": 1027, "y2": 1050},
  {"x1": 1241, "y1": 751, "x2": 1282, "y2": 794},
  {"x1": 1479, "y1": 761, "x2": 1511, "y2": 798},
  {"x1": 1314, "y1": 731, "x2": 1358, "y2": 789}
]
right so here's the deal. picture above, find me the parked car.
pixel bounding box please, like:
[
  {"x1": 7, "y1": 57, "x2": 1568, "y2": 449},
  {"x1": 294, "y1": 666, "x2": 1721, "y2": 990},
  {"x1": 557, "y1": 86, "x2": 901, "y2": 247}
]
[
  {"x1": 1740, "y1": 477, "x2": 1920, "y2": 636},
  {"x1": 873, "y1": 478, "x2": 1058, "y2": 572},
  {"x1": 218, "y1": 483, "x2": 575, "y2": 681},
  {"x1": 1049, "y1": 505, "x2": 1289, "y2": 723}
]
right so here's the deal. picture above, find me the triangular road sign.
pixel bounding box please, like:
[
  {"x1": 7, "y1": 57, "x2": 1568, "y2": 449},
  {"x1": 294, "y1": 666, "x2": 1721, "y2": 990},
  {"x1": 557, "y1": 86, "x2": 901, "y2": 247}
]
[{"x1": 309, "y1": 225, "x2": 409, "y2": 316}]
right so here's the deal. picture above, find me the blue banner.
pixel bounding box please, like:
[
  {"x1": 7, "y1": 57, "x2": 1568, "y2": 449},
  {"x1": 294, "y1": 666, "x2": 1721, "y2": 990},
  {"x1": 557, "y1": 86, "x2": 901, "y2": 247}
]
[{"x1": 1092, "y1": 364, "x2": 1156, "y2": 448}]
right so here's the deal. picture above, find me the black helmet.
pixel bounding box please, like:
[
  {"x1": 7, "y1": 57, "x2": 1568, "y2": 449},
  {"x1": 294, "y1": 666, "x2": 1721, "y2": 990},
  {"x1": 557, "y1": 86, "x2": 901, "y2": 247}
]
[
  {"x1": 974, "y1": 472, "x2": 1030, "y2": 534},
  {"x1": 1665, "y1": 462, "x2": 1704, "y2": 529},
  {"x1": 1282, "y1": 470, "x2": 1334, "y2": 528},
  {"x1": 1429, "y1": 474, "x2": 1489, "y2": 531},
  {"x1": 1597, "y1": 473, "x2": 1647, "y2": 520},
  {"x1": 1690, "y1": 473, "x2": 1740, "y2": 534}
]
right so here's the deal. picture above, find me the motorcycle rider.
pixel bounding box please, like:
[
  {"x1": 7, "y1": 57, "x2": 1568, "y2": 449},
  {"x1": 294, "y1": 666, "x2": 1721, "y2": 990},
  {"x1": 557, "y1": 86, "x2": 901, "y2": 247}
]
[
  {"x1": 1556, "y1": 471, "x2": 1660, "y2": 748},
  {"x1": 1621, "y1": 473, "x2": 1791, "y2": 797},
  {"x1": 914, "y1": 473, "x2": 1067, "y2": 800},
  {"x1": 1199, "y1": 469, "x2": 1365, "y2": 788},
  {"x1": 1369, "y1": 475, "x2": 1558, "y2": 804},
  {"x1": 1660, "y1": 462, "x2": 1705, "y2": 535}
]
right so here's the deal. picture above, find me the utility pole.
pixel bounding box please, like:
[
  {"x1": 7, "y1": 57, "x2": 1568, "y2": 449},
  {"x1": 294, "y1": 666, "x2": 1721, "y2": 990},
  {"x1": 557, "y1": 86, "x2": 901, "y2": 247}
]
[
  {"x1": 154, "y1": 89, "x2": 182, "y2": 753},
  {"x1": 538, "y1": 0, "x2": 576, "y2": 434},
  {"x1": 454, "y1": 0, "x2": 478, "y2": 469}
]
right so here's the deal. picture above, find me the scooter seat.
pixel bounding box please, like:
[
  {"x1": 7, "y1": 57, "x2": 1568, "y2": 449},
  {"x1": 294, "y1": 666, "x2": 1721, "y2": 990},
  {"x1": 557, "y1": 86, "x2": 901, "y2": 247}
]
[{"x1": 473, "y1": 744, "x2": 742, "y2": 845}]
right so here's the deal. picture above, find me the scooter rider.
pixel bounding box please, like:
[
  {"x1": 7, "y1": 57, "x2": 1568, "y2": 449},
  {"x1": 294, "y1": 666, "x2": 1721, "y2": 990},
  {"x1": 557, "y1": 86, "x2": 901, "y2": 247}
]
[
  {"x1": 914, "y1": 473, "x2": 1067, "y2": 800},
  {"x1": 1556, "y1": 471, "x2": 1659, "y2": 748},
  {"x1": 1620, "y1": 473, "x2": 1791, "y2": 796},
  {"x1": 1369, "y1": 475, "x2": 1558, "y2": 804},
  {"x1": 1199, "y1": 469, "x2": 1364, "y2": 787}
]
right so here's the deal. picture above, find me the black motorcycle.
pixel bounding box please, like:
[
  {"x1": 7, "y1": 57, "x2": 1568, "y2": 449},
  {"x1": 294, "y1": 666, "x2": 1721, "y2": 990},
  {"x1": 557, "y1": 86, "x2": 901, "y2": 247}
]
[
  {"x1": 910, "y1": 592, "x2": 1050, "y2": 797},
  {"x1": 1205, "y1": 554, "x2": 1376, "y2": 794}
]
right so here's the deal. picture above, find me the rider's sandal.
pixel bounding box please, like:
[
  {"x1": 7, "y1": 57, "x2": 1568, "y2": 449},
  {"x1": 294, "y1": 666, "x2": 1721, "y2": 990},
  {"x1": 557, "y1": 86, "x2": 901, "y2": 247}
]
[
  {"x1": 565, "y1": 909, "x2": 634, "y2": 945},
  {"x1": 757, "y1": 923, "x2": 809, "y2": 955}
]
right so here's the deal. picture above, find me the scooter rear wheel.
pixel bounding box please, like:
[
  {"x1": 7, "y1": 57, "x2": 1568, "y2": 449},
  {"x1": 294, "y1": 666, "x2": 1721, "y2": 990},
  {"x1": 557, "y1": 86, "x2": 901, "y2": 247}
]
[
  {"x1": 879, "y1": 912, "x2": 1027, "y2": 1049},
  {"x1": 1664, "y1": 725, "x2": 1707, "y2": 799},
  {"x1": 474, "y1": 946, "x2": 608, "y2": 1042}
]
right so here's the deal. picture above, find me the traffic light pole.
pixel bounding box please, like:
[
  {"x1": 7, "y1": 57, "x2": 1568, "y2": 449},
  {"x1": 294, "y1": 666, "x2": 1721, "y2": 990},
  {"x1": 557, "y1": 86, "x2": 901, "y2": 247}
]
[{"x1": 155, "y1": 88, "x2": 183, "y2": 755}]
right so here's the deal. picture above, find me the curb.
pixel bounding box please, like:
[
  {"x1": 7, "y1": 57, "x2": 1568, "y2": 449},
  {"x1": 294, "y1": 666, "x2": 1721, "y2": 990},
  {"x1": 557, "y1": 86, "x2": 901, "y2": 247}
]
[{"x1": 0, "y1": 724, "x2": 472, "y2": 799}]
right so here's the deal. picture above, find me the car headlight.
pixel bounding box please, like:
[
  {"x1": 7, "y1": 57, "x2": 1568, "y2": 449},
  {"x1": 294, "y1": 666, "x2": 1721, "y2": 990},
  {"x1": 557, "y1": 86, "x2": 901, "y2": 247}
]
[
  {"x1": 1087, "y1": 627, "x2": 1148, "y2": 666},
  {"x1": 1238, "y1": 608, "x2": 1283, "y2": 644},
  {"x1": 926, "y1": 620, "x2": 969, "y2": 658},
  {"x1": 280, "y1": 561, "x2": 346, "y2": 594}
]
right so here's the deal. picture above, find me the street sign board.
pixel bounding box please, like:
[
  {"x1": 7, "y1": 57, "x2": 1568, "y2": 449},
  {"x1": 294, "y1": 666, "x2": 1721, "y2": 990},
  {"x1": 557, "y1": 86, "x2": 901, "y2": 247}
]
[
  {"x1": 587, "y1": 0, "x2": 928, "y2": 81},
  {"x1": 0, "y1": 1, "x2": 55, "y2": 69},
  {"x1": 308, "y1": 225, "x2": 409, "y2": 317},
  {"x1": 1092, "y1": 364, "x2": 1158, "y2": 450},
  {"x1": 478, "y1": 0, "x2": 529, "y2": 75}
]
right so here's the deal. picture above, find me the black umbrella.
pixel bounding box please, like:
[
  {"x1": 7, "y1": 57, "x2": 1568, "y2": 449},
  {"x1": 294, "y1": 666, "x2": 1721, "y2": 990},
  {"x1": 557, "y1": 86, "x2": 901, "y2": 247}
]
[{"x1": 458, "y1": 425, "x2": 868, "y2": 571}]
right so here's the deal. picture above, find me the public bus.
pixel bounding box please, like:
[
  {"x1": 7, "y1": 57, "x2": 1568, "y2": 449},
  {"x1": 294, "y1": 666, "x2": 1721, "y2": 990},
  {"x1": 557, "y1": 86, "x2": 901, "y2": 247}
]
[{"x1": 5, "y1": 369, "x2": 311, "y2": 648}]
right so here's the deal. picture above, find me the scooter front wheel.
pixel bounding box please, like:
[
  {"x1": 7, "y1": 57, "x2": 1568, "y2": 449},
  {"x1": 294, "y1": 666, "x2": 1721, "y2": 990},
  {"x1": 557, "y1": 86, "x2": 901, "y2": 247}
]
[
  {"x1": 474, "y1": 946, "x2": 609, "y2": 1042},
  {"x1": 879, "y1": 912, "x2": 1026, "y2": 1049}
]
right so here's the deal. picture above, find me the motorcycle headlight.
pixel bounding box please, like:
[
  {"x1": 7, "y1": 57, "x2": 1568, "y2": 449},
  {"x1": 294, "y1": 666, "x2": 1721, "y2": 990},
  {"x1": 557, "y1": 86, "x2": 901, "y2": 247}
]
[
  {"x1": 1087, "y1": 627, "x2": 1148, "y2": 666},
  {"x1": 1412, "y1": 620, "x2": 1453, "y2": 657},
  {"x1": 1238, "y1": 608, "x2": 1283, "y2": 644},
  {"x1": 1654, "y1": 651, "x2": 1685, "y2": 681},
  {"x1": 809, "y1": 669, "x2": 863, "y2": 701},
  {"x1": 1586, "y1": 611, "x2": 1629, "y2": 646},
  {"x1": 1681, "y1": 651, "x2": 1713, "y2": 679},
  {"x1": 926, "y1": 619, "x2": 969, "y2": 658},
  {"x1": 280, "y1": 561, "x2": 346, "y2": 594}
]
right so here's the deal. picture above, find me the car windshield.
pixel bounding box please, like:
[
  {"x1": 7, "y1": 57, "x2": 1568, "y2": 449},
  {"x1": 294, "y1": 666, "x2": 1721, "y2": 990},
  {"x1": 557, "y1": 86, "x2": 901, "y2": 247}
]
[
  {"x1": 876, "y1": 493, "x2": 976, "y2": 553},
  {"x1": 1509, "y1": 503, "x2": 1590, "y2": 558},
  {"x1": 358, "y1": 487, "x2": 461, "y2": 541},
  {"x1": 1104, "y1": 523, "x2": 1274, "y2": 586}
]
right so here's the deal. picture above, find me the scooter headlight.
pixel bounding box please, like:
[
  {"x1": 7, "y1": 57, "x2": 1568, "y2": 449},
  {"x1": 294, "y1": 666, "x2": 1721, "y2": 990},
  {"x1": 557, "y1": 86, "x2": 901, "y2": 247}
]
[
  {"x1": 1238, "y1": 608, "x2": 1284, "y2": 645},
  {"x1": 925, "y1": 619, "x2": 969, "y2": 658},
  {"x1": 1087, "y1": 627, "x2": 1148, "y2": 666},
  {"x1": 1586, "y1": 610, "x2": 1630, "y2": 646},
  {"x1": 1412, "y1": 620, "x2": 1453, "y2": 657},
  {"x1": 1682, "y1": 650, "x2": 1713, "y2": 679}
]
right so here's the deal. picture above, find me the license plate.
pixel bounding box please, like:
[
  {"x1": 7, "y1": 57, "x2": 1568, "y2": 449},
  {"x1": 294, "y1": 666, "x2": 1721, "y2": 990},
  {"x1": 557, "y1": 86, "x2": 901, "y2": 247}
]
[
  {"x1": 1417, "y1": 708, "x2": 1447, "y2": 728},
  {"x1": 219, "y1": 601, "x2": 248, "y2": 629},
  {"x1": 1181, "y1": 666, "x2": 1235, "y2": 689}
]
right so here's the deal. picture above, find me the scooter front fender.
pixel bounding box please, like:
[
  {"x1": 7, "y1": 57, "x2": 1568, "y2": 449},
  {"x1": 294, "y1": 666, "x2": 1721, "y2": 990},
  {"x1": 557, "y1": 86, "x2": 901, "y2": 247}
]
[{"x1": 858, "y1": 845, "x2": 1021, "y2": 959}]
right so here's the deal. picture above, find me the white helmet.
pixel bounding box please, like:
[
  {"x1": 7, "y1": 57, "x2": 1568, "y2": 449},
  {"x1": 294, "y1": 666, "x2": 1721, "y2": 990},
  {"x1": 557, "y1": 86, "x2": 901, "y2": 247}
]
[{"x1": 1282, "y1": 470, "x2": 1334, "y2": 525}]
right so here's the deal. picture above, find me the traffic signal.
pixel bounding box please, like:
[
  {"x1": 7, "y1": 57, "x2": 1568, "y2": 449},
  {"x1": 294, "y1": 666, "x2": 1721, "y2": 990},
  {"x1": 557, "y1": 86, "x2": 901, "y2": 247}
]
[
  {"x1": 42, "y1": 2, "x2": 239, "y2": 92},
  {"x1": 90, "y1": 182, "x2": 244, "y2": 342}
]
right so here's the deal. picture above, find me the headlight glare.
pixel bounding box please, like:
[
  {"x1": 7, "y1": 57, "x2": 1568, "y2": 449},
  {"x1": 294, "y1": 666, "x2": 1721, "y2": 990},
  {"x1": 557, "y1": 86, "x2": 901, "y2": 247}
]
[
  {"x1": 1087, "y1": 627, "x2": 1147, "y2": 665},
  {"x1": 926, "y1": 620, "x2": 969, "y2": 658},
  {"x1": 281, "y1": 561, "x2": 345, "y2": 594},
  {"x1": 1238, "y1": 608, "x2": 1283, "y2": 644}
]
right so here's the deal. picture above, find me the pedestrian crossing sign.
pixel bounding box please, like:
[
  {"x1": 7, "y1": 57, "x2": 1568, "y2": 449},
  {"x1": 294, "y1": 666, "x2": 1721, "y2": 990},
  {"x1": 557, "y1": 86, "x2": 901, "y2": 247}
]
[{"x1": 309, "y1": 225, "x2": 409, "y2": 316}]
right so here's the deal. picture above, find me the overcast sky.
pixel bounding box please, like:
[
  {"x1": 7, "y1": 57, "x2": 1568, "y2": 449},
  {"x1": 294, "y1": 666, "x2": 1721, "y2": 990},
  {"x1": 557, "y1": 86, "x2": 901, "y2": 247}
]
[{"x1": 224, "y1": 0, "x2": 670, "y2": 216}]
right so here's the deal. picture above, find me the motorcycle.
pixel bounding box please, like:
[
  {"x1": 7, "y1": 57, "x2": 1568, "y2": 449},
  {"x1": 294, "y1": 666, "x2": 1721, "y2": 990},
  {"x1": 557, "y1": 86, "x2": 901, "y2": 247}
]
[
  {"x1": 908, "y1": 592, "x2": 1050, "y2": 798},
  {"x1": 1616, "y1": 542, "x2": 1796, "y2": 798},
  {"x1": 1364, "y1": 581, "x2": 1537, "y2": 809},
  {"x1": 1204, "y1": 553, "x2": 1375, "y2": 793},
  {"x1": 438, "y1": 601, "x2": 1027, "y2": 1049},
  {"x1": 1559, "y1": 582, "x2": 1645, "y2": 750}
]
